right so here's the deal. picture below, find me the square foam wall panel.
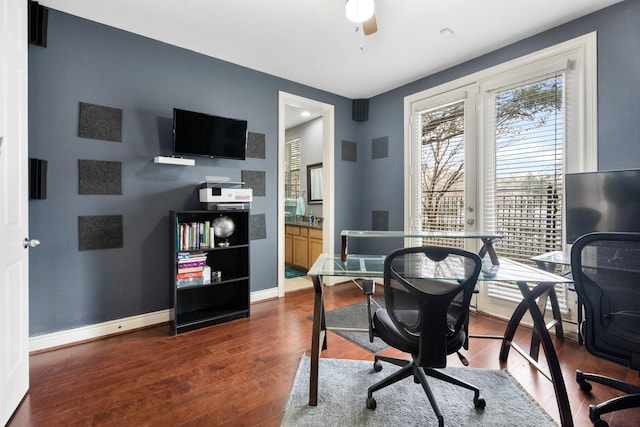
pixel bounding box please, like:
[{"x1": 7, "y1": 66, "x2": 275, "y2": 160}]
[
  {"x1": 78, "y1": 102, "x2": 123, "y2": 142},
  {"x1": 78, "y1": 160, "x2": 122, "y2": 195},
  {"x1": 246, "y1": 132, "x2": 266, "y2": 159},
  {"x1": 242, "y1": 170, "x2": 266, "y2": 196},
  {"x1": 342, "y1": 140, "x2": 357, "y2": 162},
  {"x1": 249, "y1": 214, "x2": 266, "y2": 240},
  {"x1": 78, "y1": 215, "x2": 123, "y2": 251},
  {"x1": 372, "y1": 136, "x2": 389, "y2": 159},
  {"x1": 372, "y1": 210, "x2": 389, "y2": 231}
]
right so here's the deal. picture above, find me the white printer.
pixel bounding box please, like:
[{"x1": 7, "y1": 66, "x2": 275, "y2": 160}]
[{"x1": 199, "y1": 177, "x2": 252, "y2": 210}]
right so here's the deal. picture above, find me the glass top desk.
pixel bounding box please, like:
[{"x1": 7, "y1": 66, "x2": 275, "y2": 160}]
[
  {"x1": 340, "y1": 230, "x2": 502, "y2": 265},
  {"x1": 307, "y1": 253, "x2": 574, "y2": 427},
  {"x1": 530, "y1": 250, "x2": 571, "y2": 272}
]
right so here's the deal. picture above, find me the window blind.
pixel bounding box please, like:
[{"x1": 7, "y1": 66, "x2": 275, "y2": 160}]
[
  {"x1": 285, "y1": 138, "x2": 301, "y2": 199},
  {"x1": 485, "y1": 73, "x2": 569, "y2": 312}
]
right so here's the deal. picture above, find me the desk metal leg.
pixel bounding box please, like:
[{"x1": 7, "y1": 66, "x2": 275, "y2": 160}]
[
  {"x1": 499, "y1": 282, "x2": 573, "y2": 427},
  {"x1": 341, "y1": 235, "x2": 348, "y2": 262},
  {"x1": 528, "y1": 284, "x2": 564, "y2": 361},
  {"x1": 478, "y1": 238, "x2": 500, "y2": 266},
  {"x1": 309, "y1": 274, "x2": 327, "y2": 406}
]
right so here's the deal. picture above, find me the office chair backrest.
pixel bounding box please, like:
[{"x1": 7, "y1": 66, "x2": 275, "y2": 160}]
[
  {"x1": 570, "y1": 232, "x2": 640, "y2": 370},
  {"x1": 383, "y1": 246, "x2": 482, "y2": 368}
]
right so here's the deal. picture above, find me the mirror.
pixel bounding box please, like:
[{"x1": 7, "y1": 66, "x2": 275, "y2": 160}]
[{"x1": 307, "y1": 163, "x2": 323, "y2": 204}]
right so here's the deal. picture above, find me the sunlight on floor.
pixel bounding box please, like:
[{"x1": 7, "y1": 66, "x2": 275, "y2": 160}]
[{"x1": 285, "y1": 275, "x2": 312, "y2": 293}]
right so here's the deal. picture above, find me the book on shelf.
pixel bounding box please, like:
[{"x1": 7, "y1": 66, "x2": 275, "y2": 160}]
[
  {"x1": 176, "y1": 220, "x2": 211, "y2": 251},
  {"x1": 177, "y1": 266, "x2": 204, "y2": 274},
  {"x1": 176, "y1": 252, "x2": 208, "y2": 274},
  {"x1": 177, "y1": 259, "x2": 207, "y2": 269},
  {"x1": 176, "y1": 276, "x2": 205, "y2": 288},
  {"x1": 177, "y1": 251, "x2": 207, "y2": 260},
  {"x1": 176, "y1": 271, "x2": 204, "y2": 280}
]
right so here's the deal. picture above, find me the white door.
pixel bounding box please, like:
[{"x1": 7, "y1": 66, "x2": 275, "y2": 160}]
[
  {"x1": 406, "y1": 84, "x2": 479, "y2": 251},
  {"x1": 0, "y1": 0, "x2": 30, "y2": 424}
]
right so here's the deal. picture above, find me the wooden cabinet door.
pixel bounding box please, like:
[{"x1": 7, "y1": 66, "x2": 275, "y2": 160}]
[
  {"x1": 284, "y1": 233, "x2": 293, "y2": 264},
  {"x1": 308, "y1": 228, "x2": 323, "y2": 269},
  {"x1": 293, "y1": 235, "x2": 309, "y2": 269}
]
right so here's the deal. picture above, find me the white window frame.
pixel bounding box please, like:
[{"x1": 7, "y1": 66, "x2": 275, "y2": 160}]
[{"x1": 404, "y1": 33, "x2": 598, "y2": 325}]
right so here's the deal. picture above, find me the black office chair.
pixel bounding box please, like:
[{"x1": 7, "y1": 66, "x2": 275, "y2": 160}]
[
  {"x1": 571, "y1": 232, "x2": 640, "y2": 427},
  {"x1": 363, "y1": 246, "x2": 485, "y2": 427}
]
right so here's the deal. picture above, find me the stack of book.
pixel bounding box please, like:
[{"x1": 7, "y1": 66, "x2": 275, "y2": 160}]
[
  {"x1": 176, "y1": 220, "x2": 212, "y2": 251},
  {"x1": 176, "y1": 252, "x2": 208, "y2": 288}
]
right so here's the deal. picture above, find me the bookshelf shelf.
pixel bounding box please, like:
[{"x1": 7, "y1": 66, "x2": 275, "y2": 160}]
[{"x1": 170, "y1": 209, "x2": 250, "y2": 334}]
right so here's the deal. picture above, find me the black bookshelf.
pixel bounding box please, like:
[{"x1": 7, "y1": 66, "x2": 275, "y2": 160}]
[{"x1": 170, "y1": 210, "x2": 250, "y2": 334}]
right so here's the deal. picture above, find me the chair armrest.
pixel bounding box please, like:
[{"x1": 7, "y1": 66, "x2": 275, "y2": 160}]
[
  {"x1": 362, "y1": 280, "x2": 375, "y2": 342},
  {"x1": 363, "y1": 279, "x2": 375, "y2": 295}
]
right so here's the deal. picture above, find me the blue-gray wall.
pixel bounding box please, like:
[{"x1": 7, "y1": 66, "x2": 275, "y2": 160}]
[
  {"x1": 358, "y1": 0, "x2": 640, "y2": 256},
  {"x1": 28, "y1": 10, "x2": 361, "y2": 335},
  {"x1": 29, "y1": 1, "x2": 640, "y2": 335}
]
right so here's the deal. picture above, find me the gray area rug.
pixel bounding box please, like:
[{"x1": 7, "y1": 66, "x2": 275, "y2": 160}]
[
  {"x1": 322, "y1": 298, "x2": 388, "y2": 353},
  {"x1": 281, "y1": 357, "x2": 558, "y2": 426}
]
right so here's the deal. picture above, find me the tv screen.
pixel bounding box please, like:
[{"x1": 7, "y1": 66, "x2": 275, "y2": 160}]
[
  {"x1": 565, "y1": 169, "x2": 640, "y2": 243},
  {"x1": 173, "y1": 108, "x2": 247, "y2": 160}
]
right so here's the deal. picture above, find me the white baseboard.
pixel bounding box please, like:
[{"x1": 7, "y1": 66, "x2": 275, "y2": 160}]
[
  {"x1": 251, "y1": 286, "x2": 279, "y2": 302},
  {"x1": 29, "y1": 288, "x2": 280, "y2": 352},
  {"x1": 29, "y1": 309, "x2": 171, "y2": 353}
]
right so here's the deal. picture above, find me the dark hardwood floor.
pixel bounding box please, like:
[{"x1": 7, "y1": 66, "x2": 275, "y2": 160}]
[{"x1": 8, "y1": 283, "x2": 640, "y2": 426}]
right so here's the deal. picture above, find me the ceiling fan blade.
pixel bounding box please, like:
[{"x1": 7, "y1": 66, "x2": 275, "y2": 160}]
[{"x1": 362, "y1": 14, "x2": 377, "y2": 35}]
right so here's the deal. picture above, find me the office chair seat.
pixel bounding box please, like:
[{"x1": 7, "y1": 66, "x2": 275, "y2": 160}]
[{"x1": 373, "y1": 309, "x2": 466, "y2": 357}]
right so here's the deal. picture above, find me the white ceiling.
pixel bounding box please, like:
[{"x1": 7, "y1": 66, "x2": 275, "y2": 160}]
[{"x1": 40, "y1": 0, "x2": 621, "y2": 100}]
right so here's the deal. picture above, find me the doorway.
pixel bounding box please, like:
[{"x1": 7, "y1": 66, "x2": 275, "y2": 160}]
[{"x1": 278, "y1": 92, "x2": 335, "y2": 296}]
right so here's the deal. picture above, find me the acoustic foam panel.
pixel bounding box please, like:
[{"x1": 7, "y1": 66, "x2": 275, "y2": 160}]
[
  {"x1": 342, "y1": 140, "x2": 357, "y2": 162},
  {"x1": 78, "y1": 215, "x2": 123, "y2": 251},
  {"x1": 372, "y1": 210, "x2": 389, "y2": 231},
  {"x1": 241, "y1": 170, "x2": 266, "y2": 196},
  {"x1": 372, "y1": 137, "x2": 389, "y2": 159},
  {"x1": 249, "y1": 214, "x2": 266, "y2": 240},
  {"x1": 246, "y1": 132, "x2": 266, "y2": 159},
  {"x1": 78, "y1": 102, "x2": 123, "y2": 142},
  {"x1": 78, "y1": 160, "x2": 122, "y2": 195}
]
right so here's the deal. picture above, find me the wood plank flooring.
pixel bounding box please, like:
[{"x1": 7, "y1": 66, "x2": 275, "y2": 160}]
[{"x1": 8, "y1": 283, "x2": 640, "y2": 426}]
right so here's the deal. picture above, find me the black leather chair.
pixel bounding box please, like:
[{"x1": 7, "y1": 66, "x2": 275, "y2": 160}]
[
  {"x1": 571, "y1": 232, "x2": 640, "y2": 427},
  {"x1": 363, "y1": 246, "x2": 485, "y2": 427}
]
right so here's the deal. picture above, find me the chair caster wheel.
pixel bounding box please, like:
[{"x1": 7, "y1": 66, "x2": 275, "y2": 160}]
[
  {"x1": 576, "y1": 371, "x2": 592, "y2": 392},
  {"x1": 373, "y1": 361, "x2": 382, "y2": 372},
  {"x1": 589, "y1": 405, "x2": 608, "y2": 427},
  {"x1": 474, "y1": 397, "x2": 486, "y2": 409},
  {"x1": 579, "y1": 380, "x2": 592, "y2": 392},
  {"x1": 593, "y1": 418, "x2": 608, "y2": 427},
  {"x1": 366, "y1": 397, "x2": 377, "y2": 410}
]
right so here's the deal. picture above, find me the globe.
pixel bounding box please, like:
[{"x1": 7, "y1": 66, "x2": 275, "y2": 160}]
[{"x1": 212, "y1": 216, "x2": 235, "y2": 239}]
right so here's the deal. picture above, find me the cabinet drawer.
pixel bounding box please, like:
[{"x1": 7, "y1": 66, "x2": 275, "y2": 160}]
[
  {"x1": 285, "y1": 225, "x2": 300, "y2": 236},
  {"x1": 300, "y1": 227, "x2": 309, "y2": 237},
  {"x1": 309, "y1": 228, "x2": 322, "y2": 240}
]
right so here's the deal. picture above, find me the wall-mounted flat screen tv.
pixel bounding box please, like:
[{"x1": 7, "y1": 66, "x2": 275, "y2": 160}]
[
  {"x1": 565, "y1": 169, "x2": 640, "y2": 243},
  {"x1": 173, "y1": 108, "x2": 247, "y2": 160}
]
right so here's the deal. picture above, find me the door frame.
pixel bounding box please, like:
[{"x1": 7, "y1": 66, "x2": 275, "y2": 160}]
[{"x1": 277, "y1": 92, "x2": 335, "y2": 297}]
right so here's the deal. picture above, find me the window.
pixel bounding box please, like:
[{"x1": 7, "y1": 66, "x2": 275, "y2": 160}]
[
  {"x1": 405, "y1": 33, "x2": 597, "y2": 320},
  {"x1": 285, "y1": 138, "x2": 301, "y2": 199},
  {"x1": 489, "y1": 73, "x2": 565, "y2": 260}
]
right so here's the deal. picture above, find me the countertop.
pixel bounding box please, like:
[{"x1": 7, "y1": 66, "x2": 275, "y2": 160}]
[{"x1": 285, "y1": 220, "x2": 323, "y2": 230}]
